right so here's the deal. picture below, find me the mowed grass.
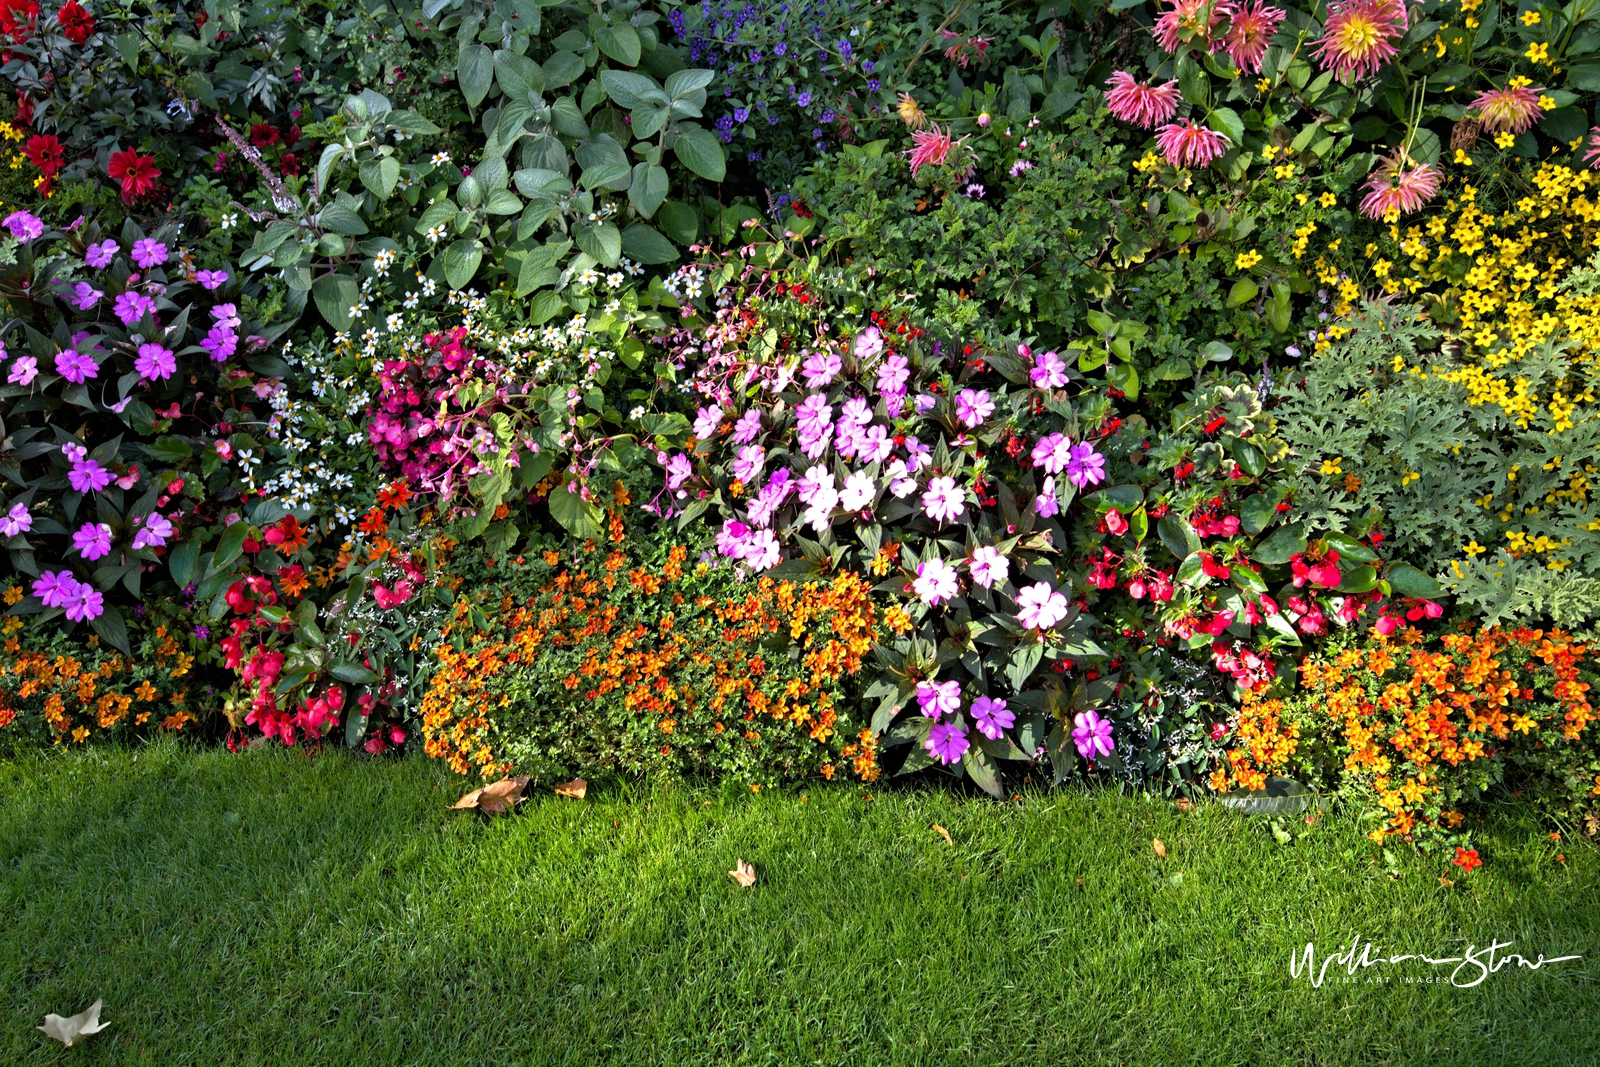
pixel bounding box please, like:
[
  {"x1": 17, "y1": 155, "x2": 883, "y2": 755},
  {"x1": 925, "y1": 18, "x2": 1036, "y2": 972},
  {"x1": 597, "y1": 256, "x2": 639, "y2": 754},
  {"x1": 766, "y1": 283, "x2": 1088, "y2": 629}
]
[{"x1": 0, "y1": 741, "x2": 1596, "y2": 1066}]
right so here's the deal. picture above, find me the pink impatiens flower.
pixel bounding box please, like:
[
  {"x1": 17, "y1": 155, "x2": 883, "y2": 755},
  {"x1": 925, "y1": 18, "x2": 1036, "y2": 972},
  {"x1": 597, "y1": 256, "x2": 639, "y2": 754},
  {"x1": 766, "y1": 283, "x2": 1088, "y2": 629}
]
[
  {"x1": 921, "y1": 476, "x2": 966, "y2": 524},
  {"x1": 913, "y1": 557, "x2": 960, "y2": 605},
  {"x1": 954, "y1": 388, "x2": 993, "y2": 428},
  {"x1": 1072, "y1": 710, "x2": 1115, "y2": 758},
  {"x1": 1064, "y1": 442, "x2": 1106, "y2": 489},
  {"x1": 968, "y1": 544, "x2": 1010, "y2": 589},
  {"x1": 1104, "y1": 72, "x2": 1181, "y2": 129},
  {"x1": 1016, "y1": 581, "x2": 1068, "y2": 631},
  {"x1": 802, "y1": 349, "x2": 843, "y2": 388},
  {"x1": 692, "y1": 404, "x2": 723, "y2": 439},
  {"x1": 1030, "y1": 348, "x2": 1068, "y2": 389},
  {"x1": 916, "y1": 678, "x2": 962, "y2": 718},
  {"x1": 971, "y1": 696, "x2": 1015, "y2": 741},
  {"x1": 925, "y1": 720, "x2": 970, "y2": 765},
  {"x1": 1155, "y1": 119, "x2": 1231, "y2": 168},
  {"x1": 1032, "y1": 433, "x2": 1072, "y2": 474},
  {"x1": 134, "y1": 342, "x2": 176, "y2": 380}
]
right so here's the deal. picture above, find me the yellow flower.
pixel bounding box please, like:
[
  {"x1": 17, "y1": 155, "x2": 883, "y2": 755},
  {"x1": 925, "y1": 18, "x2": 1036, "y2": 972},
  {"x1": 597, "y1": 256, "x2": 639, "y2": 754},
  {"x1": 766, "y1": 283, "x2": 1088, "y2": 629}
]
[
  {"x1": 1260, "y1": 145, "x2": 1278, "y2": 161},
  {"x1": 1273, "y1": 164, "x2": 1296, "y2": 180},
  {"x1": 1318, "y1": 191, "x2": 1337, "y2": 207},
  {"x1": 1520, "y1": 9, "x2": 1540, "y2": 23},
  {"x1": 1538, "y1": 94, "x2": 1556, "y2": 111},
  {"x1": 1321, "y1": 457, "x2": 1343, "y2": 476},
  {"x1": 1401, "y1": 470, "x2": 1420, "y2": 486},
  {"x1": 1494, "y1": 131, "x2": 1517, "y2": 149},
  {"x1": 1525, "y1": 42, "x2": 1550, "y2": 65},
  {"x1": 1235, "y1": 250, "x2": 1263, "y2": 270},
  {"x1": 1464, "y1": 541, "x2": 1486, "y2": 556},
  {"x1": 1256, "y1": 77, "x2": 1271, "y2": 92},
  {"x1": 1454, "y1": 148, "x2": 1473, "y2": 166},
  {"x1": 1132, "y1": 150, "x2": 1162, "y2": 173}
]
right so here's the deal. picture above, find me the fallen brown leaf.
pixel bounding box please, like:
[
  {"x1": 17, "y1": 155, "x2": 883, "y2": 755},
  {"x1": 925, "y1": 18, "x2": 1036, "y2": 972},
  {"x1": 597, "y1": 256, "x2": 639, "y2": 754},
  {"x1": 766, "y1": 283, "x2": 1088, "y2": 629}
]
[
  {"x1": 38, "y1": 999, "x2": 108, "y2": 1047},
  {"x1": 452, "y1": 776, "x2": 530, "y2": 814},
  {"x1": 729, "y1": 858, "x2": 757, "y2": 888},
  {"x1": 554, "y1": 778, "x2": 588, "y2": 800},
  {"x1": 932, "y1": 824, "x2": 953, "y2": 846},
  {"x1": 1175, "y1": 797, "x2": 1193, "y2": 812},
  {"x1": 1152, "y1": 838, "x2": 1167, "y2": 858},
  {"x1": 1438, "y1": 874, "x2": 1455, "y2": 887}
]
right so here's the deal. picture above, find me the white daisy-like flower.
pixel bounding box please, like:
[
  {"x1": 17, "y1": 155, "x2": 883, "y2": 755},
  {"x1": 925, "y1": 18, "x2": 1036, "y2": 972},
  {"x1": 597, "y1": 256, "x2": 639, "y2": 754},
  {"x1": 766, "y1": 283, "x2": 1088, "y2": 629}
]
[
  {"x1": 220, "y1": 212, "x2": 238, "y2": 230},
  {"x1": 430, "y1": 152, "x2": 451, "y2": 166}
]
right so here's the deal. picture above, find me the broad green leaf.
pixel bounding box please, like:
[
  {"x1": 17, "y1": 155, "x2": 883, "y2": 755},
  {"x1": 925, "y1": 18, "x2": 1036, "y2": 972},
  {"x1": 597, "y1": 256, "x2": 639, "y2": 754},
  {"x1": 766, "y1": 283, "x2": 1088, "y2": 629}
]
[
  {"x1": 1387, "y1": 562, "x2": 1444, "y2": 599},
  {"x1": 359, "y1": 156, "x2": 401, "y2": 199},
  {"x1": 595, "y1": 23, "x2": 642, "y2": 65},
  {"x1": 1320, "y1": 530, "x2": 1380, "y2": 563},
  {"x1": 484, "y1": 188, "x2": 523, "y2": 215},
  {"x1": 442, "y1": 239, "x2": 485, "y2": 289},
  {"x1": 1157, "y1": 514, "x2": 1201, "y2": 560},
  {"x1": 1253, "y1": 521, "x2": 1306, "y2": 566},
  {"x1": 457, "y1": 42, "x2": 495, "y2": 108},
  {"x1": 574, "y1": 221, "x2": 622, "y2": 266},
  {"x1": 494, "y1": 48, "x2": 544, "y2": 99},
  {"x1": 628, "y1": 162, "x2": 669, "y2": 218},
  {"x1": 318, "y1": 202, "x2": 368, "y2": 234},
  {"x1": 88, "y1": 602, "x2": 131, "y2": 655},
  {"x1": 548, "y1": 480, "x2": 604, "y2": 537},
  {"x1": 673, "y1": 128, "x2": 726, "y2": 181},
  {"x1": 541, "y1": 49, "x2": 584, "y2": 88},
  {"x1": 1216, "y1": 776, "x2": 1315, "y2": 814},
  {"x1": 664, "y1": 68, "x2": 715, "y2": 98},
  {"x1": 621, "y1": 223, "x2": 678, "y2": 263},
  {"x1": 312, "y1": 274, "x2": 361, "y2": 330}
]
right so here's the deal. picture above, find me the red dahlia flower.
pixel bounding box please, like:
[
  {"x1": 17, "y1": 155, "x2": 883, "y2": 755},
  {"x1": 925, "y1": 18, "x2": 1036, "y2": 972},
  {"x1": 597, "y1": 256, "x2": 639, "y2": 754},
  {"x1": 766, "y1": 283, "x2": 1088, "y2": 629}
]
[
  {"x1": 55, "y1": 0, "x2": 92, "y2": 43},
  {"x1": 107, "y1": 146, "x2": 161, "y2": 203},
  {"x1": 23, "y1": 132, "x2": 62, "y2": 176},
  {"x1": 0, "y1": 0, "x2": 38, "y2": 42}
]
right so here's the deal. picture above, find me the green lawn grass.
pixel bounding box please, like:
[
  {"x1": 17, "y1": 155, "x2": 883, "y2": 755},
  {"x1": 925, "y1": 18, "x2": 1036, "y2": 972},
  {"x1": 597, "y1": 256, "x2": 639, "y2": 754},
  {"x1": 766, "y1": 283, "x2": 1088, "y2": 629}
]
[{"x1": 1, "y1": 741, "x2": 1597, "y2": 1066}]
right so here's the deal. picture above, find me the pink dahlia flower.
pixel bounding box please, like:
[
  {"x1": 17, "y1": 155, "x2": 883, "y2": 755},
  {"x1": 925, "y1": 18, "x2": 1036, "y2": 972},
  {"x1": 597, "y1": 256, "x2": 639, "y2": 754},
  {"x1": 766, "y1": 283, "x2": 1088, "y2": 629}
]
[
  {"x1": 1155, "y1": 119, "x2": 1231, "y2": 168},
  {"x1": 1469, "y1": 85, "x2": 1544, "y2": 134},
  {"x1": 1105, "y1": 72, "x2": 1180, "y2": 129},
  {"x1": 905, "y1": 123, "x2": 969, "y2": 179},
  {"x1": 1311, "y1": 0, "x2": 1407, "y2": 82},
  {"x1": 1358, "y1": 152, "x2": 1442, "y2": 220},
  {"x1": 1152, "y1": 0, "x2": 1225, "y2": 53},
  {"x1": 1585, "y1": 127, "x2": 1600, "y2": 171},
  {"x1": 1219, "y1": 0, "x2": 1286, "y2": 75}
]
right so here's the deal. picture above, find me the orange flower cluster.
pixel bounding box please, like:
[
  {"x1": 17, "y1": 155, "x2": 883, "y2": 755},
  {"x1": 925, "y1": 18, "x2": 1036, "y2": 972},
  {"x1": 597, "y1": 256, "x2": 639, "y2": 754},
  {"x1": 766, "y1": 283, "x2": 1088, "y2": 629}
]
[
  {"x1": 419, "y1": 533, "x2": 883, "y2": 783},
  {"x1": 1214, "y1": 624, "x2": 1599, "y2": 845}
]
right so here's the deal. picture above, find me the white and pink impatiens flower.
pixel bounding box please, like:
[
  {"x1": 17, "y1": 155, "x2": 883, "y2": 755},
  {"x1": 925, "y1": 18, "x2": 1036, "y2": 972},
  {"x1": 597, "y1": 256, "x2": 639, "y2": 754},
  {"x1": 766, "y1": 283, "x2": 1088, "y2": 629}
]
[
  {"x1": 968, "y1": 544, "x2": 1010, "y2": 589},
  {"x1": 913, "y1": 557, "x2": 959, "y2": 605},
  {"x1": 1016, "y1": 581, "x2": 1069, "y2": 631},
  {"x1": 921, "y1": 475, "x2": 966, "y2": 524}
]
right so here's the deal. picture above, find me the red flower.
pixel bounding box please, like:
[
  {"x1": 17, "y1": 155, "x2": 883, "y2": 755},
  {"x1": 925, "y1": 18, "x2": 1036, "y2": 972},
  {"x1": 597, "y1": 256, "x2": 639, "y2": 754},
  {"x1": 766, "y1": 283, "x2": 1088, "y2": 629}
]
[
  {"x1": 55, "y1": 0, "x2": 92, "y2": 43},
  {"x1": 278, "y1": 151, "x2": 299, "y2": 177},
  {"x1": 14, "y1": 89, "x2": 31, "y2": 127},
  {"x1": 107, "y1": 146, "x2": 160, "y2": 203},
  {"x1": 1452, "y1": 847, "x2": 1482, "y2": 872},
  {"x1": 0, "y1": 0, "x2": 38, "y2": 42},
  {"x1": 249, "y1": 123, "x2": 280, "y2": 148},
  {"x1": 23, "y1": 132, "x2": 61, "y2": 176}
]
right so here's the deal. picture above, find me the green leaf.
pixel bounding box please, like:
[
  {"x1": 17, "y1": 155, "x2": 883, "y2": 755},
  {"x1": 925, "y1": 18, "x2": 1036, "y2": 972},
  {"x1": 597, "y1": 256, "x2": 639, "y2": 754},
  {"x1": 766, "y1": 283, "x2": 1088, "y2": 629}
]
[
  {"x1": 329, "y1": 662, "x2": 382, "y2": 684},
  {"x1": 1157, "y1": 514, "x2": 1201, "y2": 560},
  {"x1": 628, "y1": 162, "x2": 669, "y2": 218},
  {"x1": 483, "y1": 188, "x2": 524, "y2": 215},
  {"x1": 1336, "y1": 564, "x2": 1379, "y2": 594},
  {"x1": 1252, "y1": 522, "x2": 1306, "y2": 566},
  {"x1": 1320, "y1": 530, "x2": 1379, "y2": 563},
  {"x1": 1387, "y1": 562, "x2": 1444, "y2": 599},
  {"x1": 574, "y1": 221, "x2": 622, "y2": 266},
  {"x1": 385, "y1": 109, "x2": 442, "y2": 135},
  {"x1": 318, "y1": 202, "x2": 368, "y2": 235},
  {"x1": 312, "y1": 274, "x2": 360, "y2": 331},
  {"x1": 541, "y1": 50, "x2": 585, "y2": 88},
  {"x1": 962, "y1": 746, "x2": 1003, "y2": 798},
  {"x1": 596, "y1": 23, "x2": 642, "y2": 65},
  {"x1": 600, "y1": 68, "x2": 661, "y2": 108},
  {"x1": 359, "y1": 156, "x2": 401, "y2": 199},
  {"x1": 115, "y1": 32, "x2": 139, "y2": 69},
  {"x1": 621, "y1": 223, "x2": 679, "y2": 264},
  {"x1": 457, "y1": 42, "x2": 495, "y2": 108},
  {"x1": 1232, "y1": 439, "x2": 1265, "y2": 477},
  {"x1": 169, "y1": 541, "x2": 200, "y2": 587},
  {"x1": 673, "y1": 128, "x2": 726, "y2": 182},
  {"x1": 657, "y1": 200, "x2": 699, "y2": 245},
  {"x1": 1007, "y1": 640, "x2": 1043, "y2": 691},
  {"x1": 494, "y1": 48, "x2": 544, "y2": 100},
  {"x1": 548, "y1": 480, "x2": 604, "y2": 538},
  {"x1": 1105, "y1": 362, "x2": 1138, "y2": 400},
  {"x1": 1239, "y1": 493, "x2": 1274, "y2": 535},
  {"x1": 580, "y1": 161, "x2": 634, "y2": 191},
  {"x1": 209, "y1": 519, "x2": 253, "y2": 575},
  {"x1": 88, "y1": 602, "x2": 131, "y2": 655},
  {"x1": 1208, "y1": 106, "x2": 1244, "y2": 147},
  {"x1": 1216, "y1": 776, "x2": 1314, "y2": 814},
  {"x1": 442, "y1": 239, "x2": 485, "y2": 289},
  {"x1": 664, "y1": 69, "x2": 714, "y2": 98},
  {"x1": 1226, "y1": 278, "x2": 1259, "y2": 307}
]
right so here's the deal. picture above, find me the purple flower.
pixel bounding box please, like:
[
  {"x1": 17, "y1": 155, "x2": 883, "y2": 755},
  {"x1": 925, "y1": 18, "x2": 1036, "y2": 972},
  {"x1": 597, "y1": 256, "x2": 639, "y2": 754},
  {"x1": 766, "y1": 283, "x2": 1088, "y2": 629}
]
[
  {"x1": 7, "y1": 356, "x2": 38, "y2": 385},
  {"x1": 913, "y1": 394, "x2": 938, "y2": 415},
  {"x1": 921, "y1": 476, "x2": 966, "y2": 524},
  {"x1": 876, "y1": 352, "x2": 909, "y2": 397},
  {"x1": 693, "y1": 404, "x2": 724, "y2": 440},
  {"x1": 1031, "y1": 349, "x2": 1068, "y2": 389},
  {"x1": 913, "y1": 557, "x2": 959, "y2": 605},
  {"x1": 72, "y1": 521, "x2": 113, "y2": 561},
  {"x1": 853, "y1": 327, "x2": 884, "y2": 360},
  {"x1": 84, "y1": 240, "x2": 119, "y2": 268},
  {"x1": 954, "y1": 388, "x2": 993, "y2": 428},
  {"x1": 131, "y1": 513, "x2": 173, "y2": 550},
  {"x1": 71, "y1": 281, "x2": 103, "y2": 310},
  {"x1": 664, "y1": 452, "x2": 693, "y2": 491},
  {"x1": 3, "y1": 210, "x2": 43, "y2": 242},
  {"x1": 200, "y1": 324, "x2": 238, "y2": 362},
  {"x1": 1035, "y1": 476, "x2": 1060, "y2": 518},
  {"x1": 1016, "y1": 581, "x2": 1068, "y2": 631},
  {"x1": 795, "y1": 393, "x2": 834, "y2": 438},
  {"x1": 64, "y1": 583, "x2": 104, "y2": 622},
  {"x1": 113, "y1": 291, "x2": 157, "y2": 326},
  {"x1": 1032, "y1": 432, "x2": 1071, "y2": 474},
  {"x1": 69, "y1": 457, "x2": 114, "y2": 494},
  {"x1": 134, "y1": 342, "x2": 176, "y2": 380},
  {"x1": 802, "y1": 349, "x2": 842, "y2": 388},
  {"x1": 916, "y1": 678, "x2": 961, "y2": 718},
  {"x1": 1072, "y1": 710, "x2": 1115, "y2": 758},
  {"x1": 730, "y1": 408, "x2": 763, "y2": 444},
  {"x1": 925, "y1": 720, "x2": 970, "y2": 765},
  {"x1": 797, "y1": 91, "x2": 812, "y2": 107},
  {"x1": 211, "y1": 302, "x2": 241, "y2": 330},
  {"x1": 131, "y1": 239, "x2": 169, "y2": 269},
  {"x1": 972, "y1": 696, "x2": 1014, "y2": 740},
  {"x1": 717, "y1": 518, "x2": 752, "y2": 559},
  {"x1": 0, "y1": 501, "x2": 31, "y2": 536},
  {"x1": 732, "y1": 444, "x2": 765, "y2": 484},
  {"x1": 33, "y1": 570, "x2": 81, "y2": 608},
  {"x1": 196, "y1": 269, "x2": 229, "y2": 290},
  {"x1": 54, "y1": 348, "x2": 98, "y2": 383},
  {"x1": 1064, "y1": 442, "x2": 1106, "y2": 489}
]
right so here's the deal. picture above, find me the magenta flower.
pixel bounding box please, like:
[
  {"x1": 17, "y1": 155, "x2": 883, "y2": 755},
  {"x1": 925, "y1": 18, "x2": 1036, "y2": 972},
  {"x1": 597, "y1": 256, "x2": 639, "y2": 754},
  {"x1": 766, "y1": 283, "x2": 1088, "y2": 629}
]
[
  {"x1": 211, "y1": 303, "x2": 241, "y2": 329},
  {"x1": 1358, "y1": 152, "x2": 1442, "y2": 220},
  {"x1": 664, "y1": 453, "x2": 693, "y2": 491},
  {"x1": 968, "y1": 544, "x2": 1010, "y2": 588},
  {"x1": 1312, "y1": 0, "x2": 1407, "y2": 81},
  {"x1": 1072, "y1": 710, "x2": 1116, "y2": 758},
  {"x1": 732, "y1": 444, "x2": 766, "y2": 484},
  {"x1": 1152, "y1": 0, "x2": 1225, "y2": 53},
  {"x1": 925, "y1": 720, "x2": 970, "y2": 765},
  {"x1": 0, "y1": 501, "x2": 30, "y2": 536},
  {"x1": 1155, "y1": 119, "x2": 1231, "y2": 168},
  {"x1": 971, "y1": 696, "x2": 1015, "y2": 740},
  {"x1": 1469, "y1": 84, "x2": 1544, "y2": 134},
  {"x1": 795, "y1": 393, "x2": 834, "y2": 437},
  {"x1": 717, "y1": 518, "x2": 752, "y2": 559},
  {"x1": 921, "y1": 475, "x2": 966, "y2": 524},
  {"x1": 1016, "y1": 581, "x2": 1068, "y2": 631},
  {"x1": 744, "y1": 528, "x2": 781, "y2": 569},
  {"x1": 131, "y1": 239, "x2": 169, "y2": 269},
  {"x1": 913, "y1": 557, "x2": 959, "y2": 605},
  {"x1": 84, "y1": 240, "x2": 119, "y2": 268},
  {"x1": 196, "y1": 269, "x2": 229, "y2": 290},
  {"x1": 916, "y1": 678, "x2": 962, "y2": 717},
  {"x1": 1064, "y1": 442, "x2": 1106, "y2": 489},
  {"x1": 877, "y1": 353, "x2": 910, "y2": 400},
  {"x1": 131, "y1": 513, "x2": 174, "y2": 551},
  {"x1": 854, "y1": 327, "x2": 884, "y2": 360},
  {"x1": 1104, "y1": 72, "x2": 1180, "y2": 129},
  {"x1": 72, "y1": 521, "x2": 113, "y2": 561},
  {"x1": 63, "y1": 583, "x2": 104, "y2": 622},
  {"x1": 71, "y1": 281, "x2": 102, "y2": 310},
  {"x1": 954, "y1": 388, "x2": 994, "y2": 428},
  {"x1": 730, "y1": 408, "x2": 763, "y2": 444},
  {"x1": 69, "y1": 457, "x2": 114, "y2": 493},
  {"x1": 7, "y1": 356, "x2": 38, "y2": 385},
  {"x1": 1218, "y1": 0, "x2": 1285, "y2": 74},
  {"x1": 134, "y1": 342, "x2": 176, "y2": 380},
  {"x1": 1031, "y1": 348, "x2": 1068, "y2": 389},
  {"x1": 857, "y1": 425, "x2": 894, "y2": 463},
  {"x1": 802, "y1": 349, "x2": 843, "y2": 388},
  {"x1": 692, "y1": 404, "x2": 724, "y2": 439},
  {"x1": 33, "y1": 570, "x2": 82, "y2": 608},
  {"x1": 54, "y1": 348, "x2": 98, "y2": 383},
  {"x1": 200, "y1": 323, "x2": 238, "y2": 362},
  {"x1": 1032, "y1": 432, "x2": 1072, "y2": 474},
  {"x1": 1035, "y1": 476, "x2": 1060, "y2": 518},
  {"x1": 113, "y1": 291, "x2": 157, "y2": 326},
  {"x1": 3, "y1": 210, "x2": 43, "y2": 242}
]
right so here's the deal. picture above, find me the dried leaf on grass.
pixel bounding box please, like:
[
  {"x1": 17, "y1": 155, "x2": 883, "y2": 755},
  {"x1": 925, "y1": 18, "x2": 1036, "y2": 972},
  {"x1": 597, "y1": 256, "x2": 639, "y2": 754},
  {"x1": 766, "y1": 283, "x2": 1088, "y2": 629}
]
[
  {"x1": 39, "y1": 999, "x2": 108, "y2": 1047},
  {"x1": 728, "y1": 858, "x2": 757, "y2": 887},
  {"x1": 554, "y1": 778, "x2": 588, "y2": 800},
  {"x1": 1175, "y1": 797, "x2": 1193, "y2": 812},
  {"x1": 453, "y1": 776, "x2": 530, "y2": 814},
  {"x1": 932, "y1": 824, "x2": 953, "y2": 846},
  {"x1": 1152, "y1": 838, "x2": 1167, "y2": 858}
]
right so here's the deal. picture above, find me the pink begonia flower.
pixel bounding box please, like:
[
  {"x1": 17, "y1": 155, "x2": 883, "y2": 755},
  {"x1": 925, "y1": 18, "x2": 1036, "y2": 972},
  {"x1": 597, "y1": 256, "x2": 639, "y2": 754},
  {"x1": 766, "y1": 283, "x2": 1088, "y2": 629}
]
[
  {"x1": 71, "y1": 281, "x2": 102, "y2": 310},
  {"x1": 1016, "y1": 581, "x2": 1068, "y2": 631},
  {"x1": 1032, "y1": 432, "x2": 1072, "y2": 474},
  {"x1": 954, "y1": 388, "x2": 994, "y2": 428},
  {"x1": 1031, "y1": 349, "x2": 1068, "y2": 389},
  {"x1": 2, "y1": 210, "x2": 43, "y2": 242},
  {"x1": 692, "y1": 404, "x2": 723, "y2": 439},
  {"x1": 113, "y1": 291, "x2": 157, "y2": 325},
  {"x1": 916, "y1": 678, "x2": 962, "y2": 718},
  {"x1": 925, "y1": 720, "x2": 970, "y2": 764},
  {"x1": 921, "y1": 476, "x2": 966, "y2": 524},
  {"x1": 885, "y1": 459, "x2": 919, "y2": 498},
  {"x1": 913, "y1": 557, "x2": 959, "y2": 605},
  {"x1": 1072, "y1": 710, "x2": 1115, "y2": 758},
  {"x1": 968, "y1": 545, "x2": 1010, "y2": 588},
  {"x1": 972, "y1": 696, "x2": 1015, "y2": 740}
]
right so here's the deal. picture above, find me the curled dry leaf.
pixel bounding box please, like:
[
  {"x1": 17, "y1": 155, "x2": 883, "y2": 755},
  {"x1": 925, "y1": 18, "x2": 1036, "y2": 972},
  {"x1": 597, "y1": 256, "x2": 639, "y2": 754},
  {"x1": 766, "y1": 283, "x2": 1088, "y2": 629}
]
[
  {"x1": 729, "y1": 858, "x2": 757, "y2": 888},
  {"x1": 452, "y1": 776, "x2": 531, "y2": 814},
  {"x1": 554, "y1": 778, "x2": 588, "y2": 800},
  {"x1": 1152, "y1": 838, "x2": 1167, "y2": 858},
  {"x1": 932, "y1": 824, "x2": 953, "y2": 846},
  {"x1": 39, "y1": 999, "x2": 109, "y2": 1047},
  {"x1": 1175, "y1": 797, "x2": 1194, "y2": 812}
]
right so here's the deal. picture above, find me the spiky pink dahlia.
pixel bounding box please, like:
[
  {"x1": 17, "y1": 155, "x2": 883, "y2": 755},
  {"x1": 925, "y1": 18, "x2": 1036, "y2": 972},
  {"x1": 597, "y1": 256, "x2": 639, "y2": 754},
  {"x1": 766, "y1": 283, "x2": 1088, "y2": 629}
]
[
  {"x1": 1358, "y1": 152, "x2": 1442, "y2": 220},
  {"x1": 1219, "y1": 0, "x2": 1286, "y2": 74},
  {"x1": 1311, "y1": 0, "x2": 1407, "y2": 81},
  {"x1": 1153, "y1": 0, "x2": 1225, "y2": 53},
  {"x1": 1469, "y1": 85, "x2": 1544, "y2": 134},
  {"x1": 1155, "y1": 119, "x2": 1231, "y2": 168},
  {"x1": 905, "y1": 123, "x2": 956, "y2": 177},
  {"x1": 1585, "y1": 127, "x2": 1600, "y2": 171},
  {"x1": 1105, "y1": 72, "x2": 1181, "y2": 128}
]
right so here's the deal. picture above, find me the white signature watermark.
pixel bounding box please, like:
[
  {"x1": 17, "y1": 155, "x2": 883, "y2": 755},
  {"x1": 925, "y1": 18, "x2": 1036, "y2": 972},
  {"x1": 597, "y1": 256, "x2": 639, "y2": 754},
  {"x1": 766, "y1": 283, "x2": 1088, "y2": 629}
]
[{"x1": 1291, "y1": 935, "x2": 1584, "y2": 988}]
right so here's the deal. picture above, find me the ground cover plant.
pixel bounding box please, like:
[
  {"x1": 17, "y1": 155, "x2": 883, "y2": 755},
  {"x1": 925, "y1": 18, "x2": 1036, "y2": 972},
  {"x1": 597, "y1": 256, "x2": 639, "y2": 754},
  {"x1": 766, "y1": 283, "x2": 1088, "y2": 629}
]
[{"x1": 0, "y1": 0, "x2": 1599, "y2": 867}]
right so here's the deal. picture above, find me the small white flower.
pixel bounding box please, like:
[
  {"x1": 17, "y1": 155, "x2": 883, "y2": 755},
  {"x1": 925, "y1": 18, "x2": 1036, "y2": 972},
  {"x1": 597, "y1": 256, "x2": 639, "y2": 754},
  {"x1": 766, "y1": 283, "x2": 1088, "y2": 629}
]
[
  {"x1": 430, "y1": 152, "x2": 451, "y2": 166},
  {"x1": 386, "y1": 312, "x2": 404, "y2": 333},
  {"x1": 220, "y1": 212, "x2": 238, "y2": 230},
  {"x1": 404, "y1": 291, "x2": 419, "y2": 309}
]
